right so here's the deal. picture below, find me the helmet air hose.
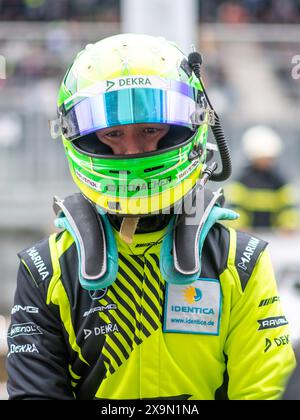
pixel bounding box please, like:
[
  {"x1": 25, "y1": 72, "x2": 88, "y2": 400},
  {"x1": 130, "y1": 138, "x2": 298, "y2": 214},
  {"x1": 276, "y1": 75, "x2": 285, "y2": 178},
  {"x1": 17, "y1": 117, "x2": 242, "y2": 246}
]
[{"x1": 188, "y1": 51, "x2": 232, "y2": 182}]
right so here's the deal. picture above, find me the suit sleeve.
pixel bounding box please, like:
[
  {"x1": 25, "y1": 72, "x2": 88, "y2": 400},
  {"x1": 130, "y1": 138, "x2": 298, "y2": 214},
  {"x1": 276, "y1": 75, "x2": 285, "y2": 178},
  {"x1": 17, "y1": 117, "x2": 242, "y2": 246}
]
[
  {"x1": 224, "y1": 248, "x2": 296, "y2": 400},
  {"x1": 6, "y1": 263, "x2": 75, "y2": 400}
]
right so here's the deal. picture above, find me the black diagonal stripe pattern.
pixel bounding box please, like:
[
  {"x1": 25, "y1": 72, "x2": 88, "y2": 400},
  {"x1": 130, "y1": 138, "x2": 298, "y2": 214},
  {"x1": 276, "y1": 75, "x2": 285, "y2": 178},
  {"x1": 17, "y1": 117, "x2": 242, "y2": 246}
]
[
  {"x1": 147, "y1": 254, "x2": 165, "y2": 298},
  {"x1": 98, "y1": 251, "x2": 165, "y2": 380}
]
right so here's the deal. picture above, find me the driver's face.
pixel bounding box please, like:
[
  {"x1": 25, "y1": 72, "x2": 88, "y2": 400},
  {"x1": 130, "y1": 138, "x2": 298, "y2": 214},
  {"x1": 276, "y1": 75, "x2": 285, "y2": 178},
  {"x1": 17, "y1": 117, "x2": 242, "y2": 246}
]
[{"x1": 95, "y1": 123, "x2": 170, "y2": 155}]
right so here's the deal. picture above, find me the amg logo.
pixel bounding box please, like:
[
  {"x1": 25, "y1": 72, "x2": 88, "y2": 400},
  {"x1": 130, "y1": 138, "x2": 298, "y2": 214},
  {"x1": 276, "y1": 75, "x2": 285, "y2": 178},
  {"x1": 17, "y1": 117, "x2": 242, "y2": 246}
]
[
  {"x1": 259, "y1": 296, "x2": 280, "y2": 307},
  {"x1": 135, "y1": 240, "x2": 163, "y2": 248},
  {"x1": 257, "y1": 316, "x2": 288, "y2": 331},
  {"x1": 27, "y1": 246, "x2": 49, "y2": 280},
  {"x1": 83, "y1": 303, "x2": 117, "y2": 317},
  {"x1": 11, "y1": 305, "x2": 39, "y2": 315},
  {"x1": 237, "y1": 237, "x2": 260, "y2": 271}
]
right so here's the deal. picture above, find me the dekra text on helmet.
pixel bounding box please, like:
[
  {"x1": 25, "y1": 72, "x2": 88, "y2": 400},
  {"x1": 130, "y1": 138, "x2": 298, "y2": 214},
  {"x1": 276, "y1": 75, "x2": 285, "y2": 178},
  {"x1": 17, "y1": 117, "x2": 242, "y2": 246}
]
[{"x1": 106, "y1": 76, "x2": 152, "y2": 91}]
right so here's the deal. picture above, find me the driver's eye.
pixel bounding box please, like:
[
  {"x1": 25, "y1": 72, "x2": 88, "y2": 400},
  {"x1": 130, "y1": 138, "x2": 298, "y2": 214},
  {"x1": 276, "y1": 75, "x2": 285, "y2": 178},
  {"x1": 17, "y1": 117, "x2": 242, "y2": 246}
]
[
  {"x1": 104, "y1": 130, "x2": 122, "y2": 138},
  {"x1": 144, "y1": 128, "x2": 159, "y2": 134}
]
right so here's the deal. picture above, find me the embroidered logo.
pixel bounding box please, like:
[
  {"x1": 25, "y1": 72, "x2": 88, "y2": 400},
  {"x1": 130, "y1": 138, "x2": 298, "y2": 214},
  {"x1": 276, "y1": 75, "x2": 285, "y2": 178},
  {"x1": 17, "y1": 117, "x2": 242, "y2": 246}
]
[{"x1": 183, "y1": 286, "x2": 202, "y2": 304}]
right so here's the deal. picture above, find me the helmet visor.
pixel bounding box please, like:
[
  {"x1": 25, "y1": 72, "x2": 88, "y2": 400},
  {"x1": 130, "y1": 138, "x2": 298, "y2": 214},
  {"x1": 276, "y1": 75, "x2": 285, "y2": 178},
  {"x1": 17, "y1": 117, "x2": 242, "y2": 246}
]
[{"x1": 52, "y1": 77, "x2": 209, "y2": 141}]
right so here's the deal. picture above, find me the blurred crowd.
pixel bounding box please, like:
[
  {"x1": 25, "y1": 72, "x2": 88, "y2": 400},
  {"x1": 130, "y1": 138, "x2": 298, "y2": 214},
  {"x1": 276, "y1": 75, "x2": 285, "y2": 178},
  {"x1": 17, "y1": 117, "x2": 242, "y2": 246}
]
[
  {"x1": 0, "y1": 0, "x2": 120, "y2": 22},
  {"x1": 1, "y1": 1, "x2": 300, "y2": 92},
  {"x1": 1, "y1": 0, "x2": 300, "y2": 23},
  {"x1": 201, "y1": 0, "x2": 300, "y2": 23}
]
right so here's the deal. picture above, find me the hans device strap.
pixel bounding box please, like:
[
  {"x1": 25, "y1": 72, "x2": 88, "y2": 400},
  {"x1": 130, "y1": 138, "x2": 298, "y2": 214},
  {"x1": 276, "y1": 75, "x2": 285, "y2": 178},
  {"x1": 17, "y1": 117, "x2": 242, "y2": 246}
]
[
  {"x1": 160, "y1": 187, "x2": 238, "y2": 284},
  {"x1": 173, "y1": 187, "x2": 224, "y2": 275},
  {"x1": 53, "y1": 194, "x2": 118, "y2": 290},
  {"x1": 53, "y1": 190, "x2": 238, "y2": 290}
]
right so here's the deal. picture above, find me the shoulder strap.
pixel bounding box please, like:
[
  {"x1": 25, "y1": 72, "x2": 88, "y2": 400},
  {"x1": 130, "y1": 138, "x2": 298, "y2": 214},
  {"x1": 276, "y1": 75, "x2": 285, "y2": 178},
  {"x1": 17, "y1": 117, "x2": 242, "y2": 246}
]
[
  {"x1": 53, "y1": 193, "x2": 118, "y2": 291},
  {"x1": 160, "y1": 187, "x2": 238, "y2": 284},
  {"x1": 173, "y1": 187, "x2": 224, "y2": 275},
  {"x1": 52, "y1": 191, "x2": 238, "y2": 290}
]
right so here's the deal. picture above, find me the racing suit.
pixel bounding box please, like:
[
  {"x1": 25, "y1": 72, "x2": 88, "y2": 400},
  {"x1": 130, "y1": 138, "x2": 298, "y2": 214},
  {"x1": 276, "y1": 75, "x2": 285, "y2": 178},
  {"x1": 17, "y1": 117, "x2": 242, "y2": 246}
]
[
  {"x1": 6, "y1": 221, "x2": 296, "y2": 400},
  {"x1": 226, "y1": 165, "x2": 299, "y2": 230}
]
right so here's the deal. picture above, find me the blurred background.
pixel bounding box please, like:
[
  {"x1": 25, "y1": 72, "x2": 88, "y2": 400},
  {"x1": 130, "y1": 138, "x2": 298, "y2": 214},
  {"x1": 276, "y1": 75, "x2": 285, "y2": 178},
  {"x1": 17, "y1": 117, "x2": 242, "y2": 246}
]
[{"x1": 1, "y1": 0, "x2": 300, "y2": 399}]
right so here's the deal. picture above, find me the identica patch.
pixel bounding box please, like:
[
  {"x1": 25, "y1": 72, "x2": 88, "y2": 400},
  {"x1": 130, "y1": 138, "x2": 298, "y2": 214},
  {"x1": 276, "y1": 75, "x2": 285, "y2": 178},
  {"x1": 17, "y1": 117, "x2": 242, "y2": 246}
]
[
  {"x1": 235, "y1": 231, "x2": 268, "y2": 291},
  {"x1": 163, "y1": 279, "x2": 221, "y2": 335}
]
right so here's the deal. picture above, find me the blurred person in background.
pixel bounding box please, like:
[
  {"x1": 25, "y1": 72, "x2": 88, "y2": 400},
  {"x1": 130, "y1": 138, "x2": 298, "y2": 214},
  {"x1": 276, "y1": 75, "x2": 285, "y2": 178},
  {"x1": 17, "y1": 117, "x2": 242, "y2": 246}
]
[
  {"x1": 226, "y1": 125, "x2": 299, "y2": 232},
  {"x1": 6, "y1": 33, "x2": 295, "y2": 400},
  {"x1": 218, "y1": 1, "x2": 250, "y2": 23}
]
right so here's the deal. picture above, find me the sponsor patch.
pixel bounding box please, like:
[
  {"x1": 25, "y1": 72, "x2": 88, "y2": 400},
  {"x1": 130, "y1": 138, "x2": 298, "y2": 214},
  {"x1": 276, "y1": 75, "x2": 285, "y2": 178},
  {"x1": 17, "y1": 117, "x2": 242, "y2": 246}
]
[
  {"x1": 83, "y1": 324, "x2": 119, "y2": 340},
  {"x1": 26, "y1": 246, "x2": 50, "y2": 281},
  {"x1": 8, "y1": 322, "x2": 43, "y2": 338},
  {"x1": 64, "y1": 76, "x2": 169, "y2": 112},
  {"x1": 237, "y1": 236, "x2": 260, "y2": 272},
  {"x1": 163, "y1": 278, "x2": 221, "y2": 335},
  {"x1": 264, "y1": 338, "x2": 272, "y2": 353},
  {"x1": 257, "y1": 316, "x2": 288, "y2": 331},
  {"x1": 106, "y1": 76, "x2": 153, "y2": 91},
  {"x1": 264, "y1": 335, "x2": 290, "y2": 353},
  {"x1": 83, "y1": 303, "x2": 117, "y2": 318},
  {"x1": 259, "y1": 296, "x2": 280, "y2": 307},
  {"x1": 135, "y1": 240, "x2": 163, "y2": 248},
  {"x1": 8, "y1": 343, "x2": 39, "y2": 357},
  {"x1": 75, "y1": 169, "x2": 102, "y2": 191},
  {"x1": 235, "y1": 232, "x2": 268, "y2": 291},
  {"x1": 89, "y1": 288, "x2": 108, "y2": 301},
  {"x1": 11, "y1": 305, "x2": 39, "y2": 315},
  {"x1": 176, "y1": 159, "x2": 199, "y2": 181},
  {"x1": 18, "y1": 238, "x2": 53, "y2": 285}
]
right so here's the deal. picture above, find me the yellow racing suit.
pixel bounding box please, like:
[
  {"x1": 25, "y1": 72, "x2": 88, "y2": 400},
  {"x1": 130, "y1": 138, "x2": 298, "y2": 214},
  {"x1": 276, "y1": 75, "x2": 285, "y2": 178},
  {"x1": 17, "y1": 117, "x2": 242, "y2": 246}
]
[{"x1": 6, "y1": 221, "x2": 296, "y2": 399}]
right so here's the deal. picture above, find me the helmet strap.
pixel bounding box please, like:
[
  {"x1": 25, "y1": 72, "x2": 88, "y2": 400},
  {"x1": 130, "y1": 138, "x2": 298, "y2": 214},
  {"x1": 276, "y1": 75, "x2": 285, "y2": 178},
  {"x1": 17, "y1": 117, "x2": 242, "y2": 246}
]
[{"x1": 119, "y1": 217, "x2": 140, "y2": 244}]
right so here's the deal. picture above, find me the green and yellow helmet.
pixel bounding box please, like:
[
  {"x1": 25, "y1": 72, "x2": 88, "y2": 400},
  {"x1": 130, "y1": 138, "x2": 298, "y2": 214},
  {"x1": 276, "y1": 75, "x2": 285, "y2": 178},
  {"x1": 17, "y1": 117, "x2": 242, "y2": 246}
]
[{"x1": 57, "y1": 33, "x2": 210, "y2": 216}]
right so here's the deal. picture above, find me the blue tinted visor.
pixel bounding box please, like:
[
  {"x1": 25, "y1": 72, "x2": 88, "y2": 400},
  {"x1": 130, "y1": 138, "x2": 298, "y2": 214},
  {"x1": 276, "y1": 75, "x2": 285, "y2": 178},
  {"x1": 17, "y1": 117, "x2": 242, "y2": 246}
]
[{"x1": 56, "y1": 79, "x2": 208, "y2": 141}]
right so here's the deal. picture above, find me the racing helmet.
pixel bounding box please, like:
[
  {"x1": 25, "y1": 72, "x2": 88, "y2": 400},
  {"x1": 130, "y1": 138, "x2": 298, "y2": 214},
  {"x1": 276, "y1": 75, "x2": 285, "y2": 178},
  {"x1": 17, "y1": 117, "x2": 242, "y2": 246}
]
[{"x1": 56, "y1": 33, "x2": 210, "y2": 216}]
